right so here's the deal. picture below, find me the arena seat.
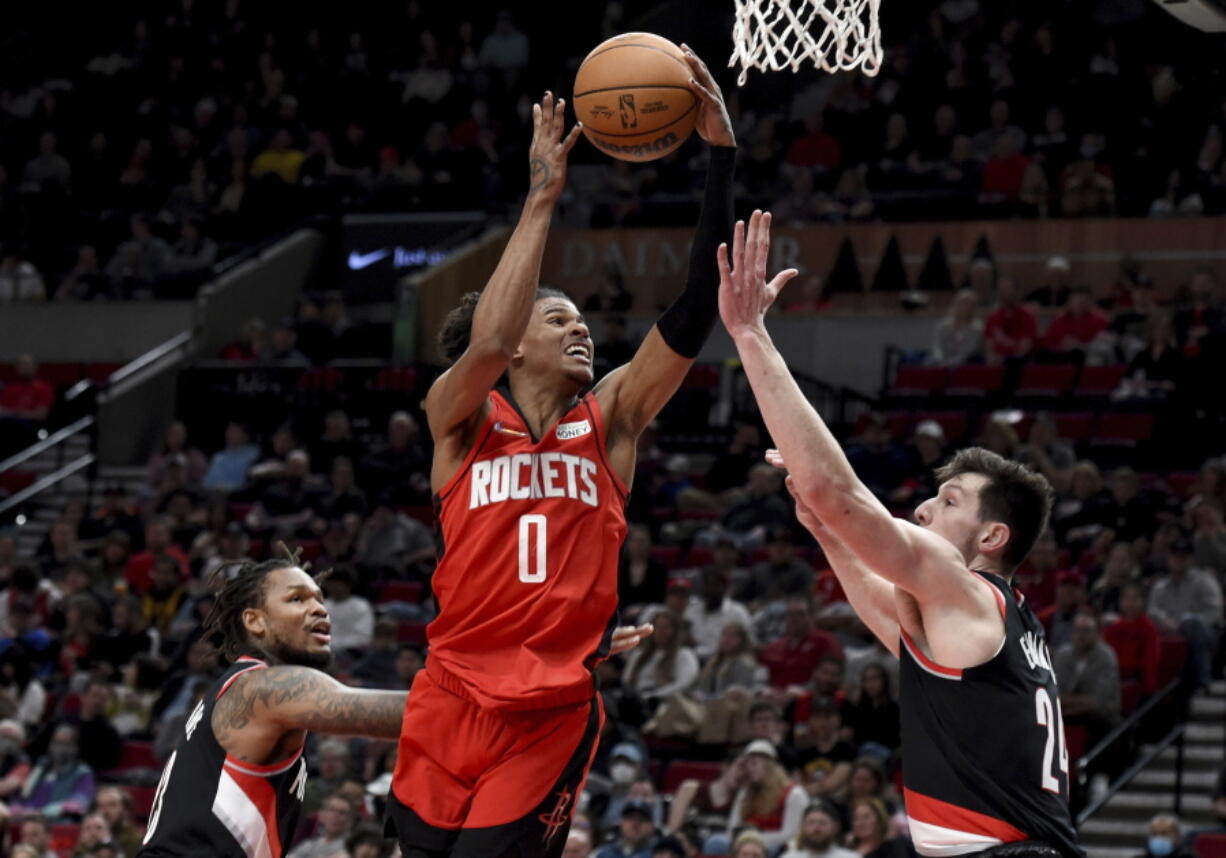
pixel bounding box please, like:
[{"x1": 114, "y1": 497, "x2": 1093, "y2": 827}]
[
  {"x1": 1194, "y1": 833, "x2": 1226, "y2": 858},
  {"x1": 398, "y1": 505, "x2": 434, "y2": 525},
  {"x1": 1093, "y1": 412, "x2": 1156, "y2": 445},
  {"x1": 128, "y1": 785, "x2": 157, "y2": 821},
  {"x1": 891, "y1": 365, "x2": 947, "y2": 397},
  {"x1": 109, "y1": 740, "x2": 158, "y2": 773},
  {"x1": 50, "y1": 823, "x2": 80, "y2": 857},
  {"x1": 1164, "y1": 471, "x2": 1199, "y2": 499},
  {"x1": 681, "y1": 365, "x2": 721, "y2": 390},
  {"x1": 1120, "y1": 680, "x2": 1143, "y2": 716},
  {"x1": 377, "y1": 580, "x2": 423, "y2": 604},
  {"x1": 1015, "y1": 363, "x2": 1078, "y2": 398},
  {"x1": 1074, "y1": 364, "x2": 1126, "y2": 398},
  {"x1": 661, "y1": 759, "x2": 723, "y2": 793},
  {"x1": 1064, "y1": 724, "x2": 1088, "y2": 768},
  {"x1": 686, "y1": 547, "x2": 715, "y2": 567},
  {"x1": 880, "y1": 411, "x2": 915, "y2": 440},
  {"x1": 1157, "y1": 635, "x2": 1187, "y2": 687},
  {"x1": 297, "y1": 367, "x2": 343, "y2": 391},
  {"x1": 649, "y1": 545, "x2": 682, "y2": 568},
  {"x1": 397, "y1": 621, "x2": 428, "y2": 646},
  {"x1": 0, "y1": 471, "x2": 36, "y2": 494},
  {"x1": 919, "y1": 411, "x2": 969, "y2": 444},
  {"x1": 946, "y1": 364, "x2": 1005, "y2": 396},
  {"x1": 1052, "y1": 412, "x2": 1094, "y2": 442},
  {"x1": 374, "y1": 367, "x2": 418, "y2": 391}
]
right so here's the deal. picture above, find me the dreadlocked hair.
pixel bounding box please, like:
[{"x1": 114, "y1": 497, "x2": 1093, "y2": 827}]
[
  {"x1": 202, "y1": 541, "x2": 330, "y2": 663},
  {"x1": 437, "y1": 287, "x2": 571, "y2": 365}
]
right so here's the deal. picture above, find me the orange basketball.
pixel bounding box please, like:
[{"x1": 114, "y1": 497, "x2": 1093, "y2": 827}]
[{"x1": 573, "y1": 32, "x2": 698, "y2": 163}]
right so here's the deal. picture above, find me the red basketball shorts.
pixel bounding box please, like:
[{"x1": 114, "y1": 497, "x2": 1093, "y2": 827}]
[{"x1": 388, "y1": 669, "x2": 604, "y2": 857}]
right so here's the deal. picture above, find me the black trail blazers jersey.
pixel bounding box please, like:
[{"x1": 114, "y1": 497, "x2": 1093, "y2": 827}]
[
  {"x1": 899, "y1": 571, "x2": 1082, "y2": 858},
  {"x1": 137, "y1": 657, "x2": 308, "y2": 858}
]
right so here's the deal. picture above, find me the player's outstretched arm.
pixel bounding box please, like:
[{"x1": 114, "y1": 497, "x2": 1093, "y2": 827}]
[
  {"x1": 426, "y1": 91, "x2": 582, "y2": 441},
  {"x1": 719, "y1": 213, "x2": 971, "y2": 603},
  {"x1": 595, "y1": 47, "x2": 736, "y2": 439},
  {"x1": 214, "y1": 666, "x2": 407, "y2": 744},
  {"x1": 769, "y1": 453, "x2": 901, "y2": 655}
]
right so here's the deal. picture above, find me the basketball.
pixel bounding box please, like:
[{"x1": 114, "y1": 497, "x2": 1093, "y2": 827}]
[{"x1": 573, "y1": 32, "x2": 698, "y2": 163}]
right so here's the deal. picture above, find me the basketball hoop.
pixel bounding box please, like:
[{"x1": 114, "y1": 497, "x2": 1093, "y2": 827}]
[{"x1": 728, "y1": 0, "x2": 884, "y2": 85}]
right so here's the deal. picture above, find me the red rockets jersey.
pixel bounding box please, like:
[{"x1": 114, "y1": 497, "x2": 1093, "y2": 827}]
[{"x1": 425, "y1": 389, "x2": 627, "y2": 710}]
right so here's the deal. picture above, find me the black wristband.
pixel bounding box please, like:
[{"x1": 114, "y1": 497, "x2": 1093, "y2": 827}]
[{"x1": 656, "y1": 145, "x2": 737, "y2": 359}]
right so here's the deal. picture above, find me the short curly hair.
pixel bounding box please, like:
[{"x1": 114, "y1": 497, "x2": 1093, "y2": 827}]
[{"x1": 437, "y1": 287, "x2": 571, "y2": 364}]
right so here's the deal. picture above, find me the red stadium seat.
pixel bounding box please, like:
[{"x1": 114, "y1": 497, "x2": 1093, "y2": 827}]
[
  {"x1": 1074, "y1": 364, "x2": 1126, "y2": 397},
  {"x1": 678, "y1": 509, "x2": 720, "y2": 522},
  {"x1": 1164, "y1": 471, "x2": 1199, "y2": 499},
  {"x1": 1157, "y1": 635, "x2": 1187, "y2": 687},
  {"x1": 1194, "y1": 833, "x2": 1226, "y2": 858},
  {"x1": 128, "y1": 785, "x2": 158, "y2": 821},
  {"x1": 1120, "y1": 680, "x2": 1142, "y2": 716},
  {"x1": 40, "y1": 362, "x2": 85, "y2": 389},
  {"x1": 298, "y1": 367, "x2": 343, "y2": 390},
  {"x1": 109, "y1": 740, "x2": 157, "y2": 772},
  {"x1": 1064, "y1": 724, "x2": 1088, "y2": 767},
  {"x1": 50, "y1": 823, "x2": 79, "y2": 857},
  {"x1": 682, "y1": 365, "x2": 721, "y2": 390},
  {"x1": 1016, "y1": 363, "x2": 1077, "y2": 397},
  {"x1": 397, "y1": 621, "x2": 428, "y2": 646},
  {"x1": 297, "y1": 539, "x2": 323, "y2": 564},
  {"x1": 1052, "y1": 412, "x2": 1094, "y2": 441},
  {"x1": 378, "y1": 581, "x2": 423, "y2": 604},
  {"x1": 919, "y1": 412, "x2": 969, "y2": 444},
  {"x1": 892, "y1": 365, "x2": 947, "y2": 396},
  {"x1": 661, "y1": 760, "x2": 723, "y2": 793},
  {"x1": 397, "y1": 505, "x2": 434, "y2": 525},
  {"x1": 881, "y1": 411, "x2": 915, "y2": 440},
  {"x1": 649, "y1": 546, "x2": 682, "y2": 568},
  {"x1": 0, "y1": 471, "x2": 35, "y2": 494},
  {"x1": 1094, "y1": 412, "x2": 1155, "y2": 444},
  {"x1": 375, "y1": 367, "x2": 418, "y2": 391},
  {"x1": 686, "y1": 547, "x2": 714, "y2": 567},
  {"x1": 947, "y1": 364, "x2": 1005, "y2": 396}
]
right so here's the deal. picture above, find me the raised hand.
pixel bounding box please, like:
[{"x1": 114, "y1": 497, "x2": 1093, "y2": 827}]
[
  {"x1": 609, "y1": 623, "x2": 654, "y2": 656},
  {"x1": 717, "y1": 210, "x2": 799, "y2": 337},
  {"x1": 680, "y1": 44, "x2": 735, "y2": 148},
  {"x1": 527, "y1": 91, "x2": 583, "y2": 202}
]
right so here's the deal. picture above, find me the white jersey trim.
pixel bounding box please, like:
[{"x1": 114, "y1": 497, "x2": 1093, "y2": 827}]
[
  {"x1": 909, "y1": 817, "x2": 1005, "y2": 857},
  {"x1": 213, "y1": 769, "x2": 275, "y2": 858}
]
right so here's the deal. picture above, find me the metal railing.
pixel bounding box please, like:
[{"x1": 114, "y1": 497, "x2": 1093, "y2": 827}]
[
  {"x1": 1077, "y1": 723, "x2": 1186, "y2": 826},
  {"x1": 1075, "y1": 677, "x2": 1187, "y2": 826}
]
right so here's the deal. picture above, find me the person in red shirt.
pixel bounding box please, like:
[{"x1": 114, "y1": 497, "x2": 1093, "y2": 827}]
[
  {"x1": 124, "y1": 518, "x2": 189, "y2": 594},
  {"x1": 1042, "y1": 286, "x2": 1109, "y2": 354},
  {"x1": 984, "y1": 278, "x2": 1038, "y2": 362},
  {"x1": 786, "y1": 114, "x2": 841, "y2": 172},
  {"x1": 1011, "y1": 529, "x2": 1063, "y2": 612},
  {"x1": 1103, "y1": 581, "x2": 1161, "y2": 695},
  {"x1": 759, "y1": 597, "x2": 844, "y2": 688},
  {"x1": 980, "y1": 131, "x2": 1032, "y2": 202},
  {"x1": 0, "y1": 354, "x2": 53, "y2": 421}
]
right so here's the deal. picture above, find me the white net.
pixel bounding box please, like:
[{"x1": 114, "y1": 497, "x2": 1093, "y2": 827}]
[{"x1": 728, "y1": 0, "x2": 884, "y2": 85}]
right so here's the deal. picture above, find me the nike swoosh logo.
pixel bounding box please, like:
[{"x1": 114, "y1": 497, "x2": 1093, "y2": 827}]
[{"x1": 347, "y1": 249, "x2": 391, "y2": 270}]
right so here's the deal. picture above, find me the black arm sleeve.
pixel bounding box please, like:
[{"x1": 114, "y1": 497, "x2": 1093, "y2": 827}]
[{"x1": 655, "y1": 145, "x2": 736, "y2": 358}]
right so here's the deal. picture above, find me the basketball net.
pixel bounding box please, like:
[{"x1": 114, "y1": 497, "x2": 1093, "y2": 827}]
[{"x1": 728, "y1": 0, "x2": 883, "y2": 85}]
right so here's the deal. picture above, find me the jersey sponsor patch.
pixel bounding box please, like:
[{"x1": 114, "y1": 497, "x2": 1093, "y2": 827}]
[{"x1": 555, "y1": 419, "x2": 592, "y2": 441}]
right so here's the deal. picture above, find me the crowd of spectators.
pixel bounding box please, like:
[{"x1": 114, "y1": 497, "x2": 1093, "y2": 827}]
[
  {"x1": 1, "y1": 0, "x2": 1225, "y2": 303},
  {"x1": 0, "y1": 323, "x2": 1223, "y2": 856}
]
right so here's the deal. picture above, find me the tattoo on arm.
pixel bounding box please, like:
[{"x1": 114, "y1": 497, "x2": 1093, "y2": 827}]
[
  {"x1": 529, "y1": 158, "x2": 549, "y2": 192},
  {"x1": 213, "y1": 667, "x2": 407, "y2": 743}
]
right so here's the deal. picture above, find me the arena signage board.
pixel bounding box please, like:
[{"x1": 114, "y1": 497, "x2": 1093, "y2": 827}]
[{"x1": 341, "y1": 211, "x2": 485, "y2": 301}]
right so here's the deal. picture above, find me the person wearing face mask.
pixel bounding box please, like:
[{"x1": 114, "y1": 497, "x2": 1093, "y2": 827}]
[
  {"x1": 1137, "y1": 814, "x2": 1193, "y2": 858},
  {"x1": 597, "y1": 744, "x2": 661, "y2": 831},
  {"x1": 10, "y1": 724, "x2": 95, "y2": 822},
  {"x1": 0, "y1": 718, "x2": 32, "y2": 800}
]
